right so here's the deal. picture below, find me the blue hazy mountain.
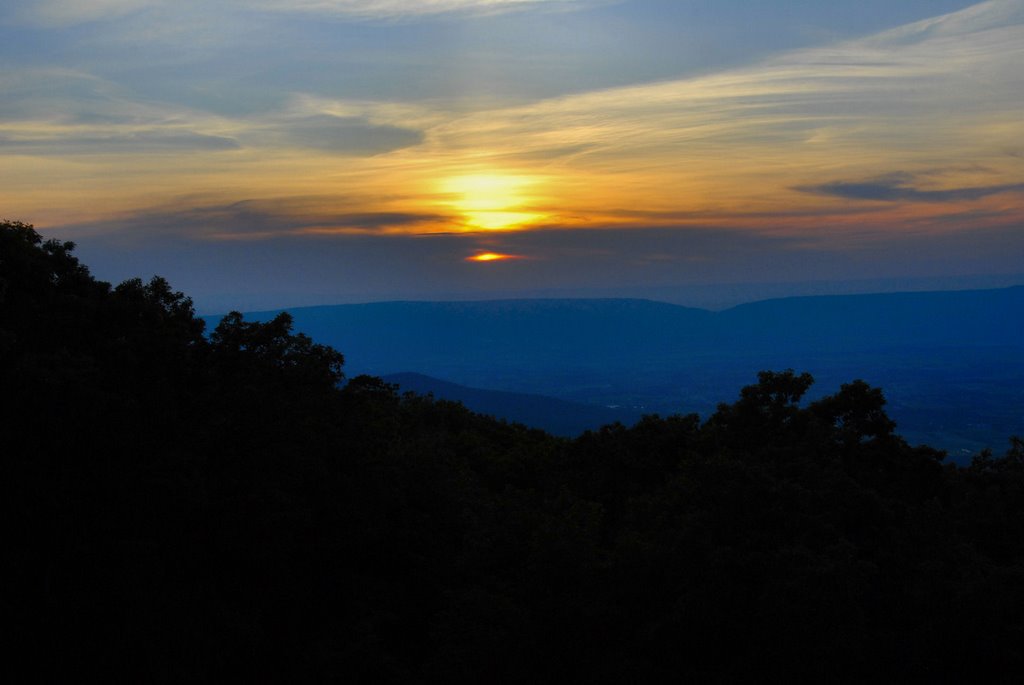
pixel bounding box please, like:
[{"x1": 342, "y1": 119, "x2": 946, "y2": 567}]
[
  {"x1": 211, "y1": 286, "x2": 1024, "y2": 457},
  {"x1": 382, "y1": 372, "x2": 643, "y2": 437},
  {"x1": 717, "y1": 287, "x2": 1023, "y2": 351}
]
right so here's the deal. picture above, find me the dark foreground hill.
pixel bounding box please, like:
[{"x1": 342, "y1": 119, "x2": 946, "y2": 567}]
[
  {"x1": 5, "y1": 220, "x2": 1024, "y2": 682},
  {"x1": 228, "y1": 287, "x2": 1024, "y2": 456}
]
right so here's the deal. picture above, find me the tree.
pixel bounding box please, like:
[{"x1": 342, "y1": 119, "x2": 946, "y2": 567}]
[
  {"x1": 210, "y1": 310, "x2": 344, "y2": 390},
  {"x1": 810, "y1": 379, "x2": 896, "y2": 447},
  {"x1": 705, "y1": 369, "x2": 815, "y2": 453}
]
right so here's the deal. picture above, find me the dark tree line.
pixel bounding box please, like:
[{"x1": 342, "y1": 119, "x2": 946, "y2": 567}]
[{"x1": 3, "y1": 219, "x2": 1023, "y2": 682}]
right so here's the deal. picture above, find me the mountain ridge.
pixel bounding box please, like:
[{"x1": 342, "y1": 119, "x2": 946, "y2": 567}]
[
  {"x1": 202, "y1": 285, "x2": 1024, "y2": 455},
  {"x1": 227, "y1": 284, "x2": 1024, "y2": 318}
]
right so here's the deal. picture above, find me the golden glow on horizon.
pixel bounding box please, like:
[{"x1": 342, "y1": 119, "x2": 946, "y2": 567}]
[
  {"x1": 439, "y1": 174, "x2": 544, "y2": 230},
  {"x1": 466, "y1": 252, "x2": 517, "y2": 262}
]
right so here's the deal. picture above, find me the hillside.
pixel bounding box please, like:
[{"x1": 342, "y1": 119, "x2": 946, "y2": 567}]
[{"x1": 6, "y1": 220, "x2": 1024, "y2": 682}]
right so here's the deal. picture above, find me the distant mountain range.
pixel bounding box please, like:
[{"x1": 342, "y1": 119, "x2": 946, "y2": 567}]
[{"x1": 207, "y1": 286, "x2": 1024, "y2": 457}]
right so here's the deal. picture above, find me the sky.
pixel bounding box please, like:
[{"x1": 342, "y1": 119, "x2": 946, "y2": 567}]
[{"x1": 2, "y1": 0, "x2": 1023, "y2": 311}]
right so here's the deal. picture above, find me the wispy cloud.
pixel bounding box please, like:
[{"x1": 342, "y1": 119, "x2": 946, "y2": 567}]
[
  {"x1": 9, "y1": 0, "x2": 157, "y2": 26},
  {"x1": 385, "y1": 0, "x2": 1024, "y2": 230},
  {"x1": 5, "y1": 1, "x2": 1024, "y2": 240},
  {"x1": 253, "y1": 0, "x2": 613, "y2": 20},
  {"x1": 0, "y1": 68, "x2": 243, "y2": 156},
  {"x1": 69, "y1": 198, "x2": 456, "y2": 241},
  {"x1": 798, "y1": 173, "x2": 1024, "y2": 203},
  {"x1": 248, "y1": 114, "x2": 424, "y2": 156},
  {"x1": 0, "y1": 130, "x2": 239, "y2": 154},
  {"x1": 9, "y1": 0, "x2": 610, "y2": 27}
]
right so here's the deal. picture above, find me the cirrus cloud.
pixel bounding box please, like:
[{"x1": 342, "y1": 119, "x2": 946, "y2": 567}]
[{"x1": 251, "y1": 0, "x2": 613, "y2": 20}]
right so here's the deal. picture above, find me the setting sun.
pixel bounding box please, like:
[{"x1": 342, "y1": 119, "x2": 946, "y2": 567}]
[
  {"x1": 440, "y1": 174, "x2": 544, "y2": 230},
  {"x1": 466, "y1": 252, "x2": 518, "y2": 262}
]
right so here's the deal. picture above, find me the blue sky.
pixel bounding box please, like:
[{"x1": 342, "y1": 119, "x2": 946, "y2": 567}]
[{"x1": 2, "y1": 0, "x2": 1021, "y2": 310}]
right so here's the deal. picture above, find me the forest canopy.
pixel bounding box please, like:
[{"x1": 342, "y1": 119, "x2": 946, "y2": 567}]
[{"x1": 3, "y1": 219, "x2": 1022, "y2": 682}]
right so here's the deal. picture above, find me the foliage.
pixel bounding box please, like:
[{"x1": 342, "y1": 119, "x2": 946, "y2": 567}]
[{"x1": 4, "y1": 220, "x2": 1023, "y2": 682}]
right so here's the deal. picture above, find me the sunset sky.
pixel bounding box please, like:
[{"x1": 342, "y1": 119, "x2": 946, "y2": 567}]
[{"x1": 2, "y1": 0, "x2": 1023, "y2": 311}]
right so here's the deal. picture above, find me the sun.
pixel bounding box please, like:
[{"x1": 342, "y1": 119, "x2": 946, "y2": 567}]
[
  {"x1": 440, "y1": 174, "x2": 543, "y2": 230},
  {"x1": 466, "y1": 252, "x2": 519, "y2": 262}
]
